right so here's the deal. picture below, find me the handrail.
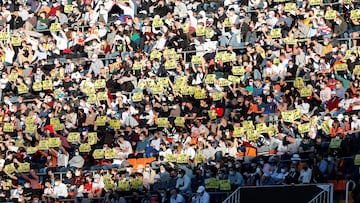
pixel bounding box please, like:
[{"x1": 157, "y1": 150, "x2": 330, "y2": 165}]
[
  {"x1": 222, "y1": 185, "x2": 241, "y2": 203},
  {"x1": 346, "y1": 180, "x2": 356, "y2": 203}
]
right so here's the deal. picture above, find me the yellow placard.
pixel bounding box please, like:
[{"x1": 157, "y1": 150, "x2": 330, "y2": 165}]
[
  {"x1": 25, "y1": 117, "x2": 34, "y2": 125},
  {"x1": 105, "y1": 149, "x2": 116, "y2": 159},
  {"x1": 180, "y1": 24, "x2": 189, "y2": 33},
  {"x1": 53, "y1": 122, "x2": 64, "y2": 131},
  {"x1": 325, "y1": 10, "x2": 336, "y2": 20},
  {"x1": 158, "y1": 77, "x2": 169, "y2": 87},
  {"x1": 88, "y1": 132, "x2": 98, "y2": 145},
  {"x1": 0, "y1": 32, "x2": 10, "y2": 40},
  {"x1": 247, "y1": 129, "x2": 258, "y2": 141},
  {"x1": 17, "y1": 162, "x2": 30, "y2": 173},
  {"x1": 351, "y1": 10, "x2": 360, "y2": 19},
  {"x1": 310, "y1": 0, "x2": 321, "y2": 5},
  {"x1": 218, "y1": 78, "x2": 230, "y2": 87},
  {"x1": 93, "y1": 149, "x2": 104, "y2": 159},
  {"x1": 4, "y1": 163, "x2": 15, "y2": 175},
  {"x1": 344, "y1": 0, "x2": 352, "y2": 4},
  {"x1": 150, "y1": 50, "x2": 162, "y2": 60},
  {"x1": 354, "y1": 65, "x2": 360, "y2": 75},
  {"x1": 242, "y1": 121, "x2": 254, "y2": 130},
  {"x1": 205, "y1": 28, "x2": 215, "y2": 39},
  {"x1": 195, "y1": 154, "x2": 204, "y2": 163},
  {"x1": 177, "y1": 154, "x2": 189, "y2": 163},
  {"x1": 293, "y1": 109, "x2": 302, "y2": 120},
  {"x1": 321, "y1": 121, "x2": 330, "y2": 135},
  {"x1": 3, "y1": 122, "x2": 14, "y2": 132},
  {"x1": 194, "y1": 88, "x2": 206, "y2": 100},
  {"x1": 152, "y1": 85, "x2": 163, "y2": 95},
  {"x1": 132, "y1": 178, "x2": 143, "y2": 188},
  {"x1": 191, "y1": 55, "x2": 203, "y2": 65},
  {"x1": 208, "y1": 110, "x2": 217, "y2": 120},
  {"x1": 15, "y1": 140, "x2": 24, "y2": 147},
  {"x1": 294, "y1": 77, "x2": 304, "y2": 88},
  {"x1": 219, "y1": 180, "x2": 231, "y2": 191},
  {"x1": 284, "y1": 37, "x2": 297, "y2": 45},
  {"x1": 232, "y1": 66, "x2": 245, "y2": 76},
  {"x1": 42, "y1": 80, "x2": 53, "y2": 90},
  {"x1": 50, "y1": 23, "x2": 61, "y2": 32},
  {"x1": 282, "y1": 111, "x2": 293, "y2": 123},
  {"x1": 17, "y1": 84, "x2": 29, "y2": 94},
  {"x1": 335, "y1": 64, "x2": 347, "y2": 72},
  {"x1": 163, "y1": 49, "x2": 176, "y2": 58},
  {"x1": 85, "y1": 86, "x2": 95, "y2": 95},
  {"x1": 233, "y1": 127, "x2": 244, "y2": 137},
  {"x1": 298, "y1": 122, "x2": 310, "y2": 133},
  {"x1": 354, "y1": 154, "x2": 360, "y2": 165},
  {"x1": 32, "y1": 82, "x2": 42, "y2": 91},
  {"x1": 103, "y1": 174, "x2": 114, "y2": 191},
  {"x1": 48, "y1": 137, "x2": 60, "y2": 148},
  {"x1": 38, "y1": 140, "x2": 49, "y2": 150},
  {"x1": 270, "y1": 28, "x2": 281, "y2": 39},
  {"x1": 79, "y1": 143, "x2": 91, "y2": 152},
  {"x1": 64, "y1": 4, "x2": 73, "y2": 13},
  {"x1": 96, "y1": 116, "x2": 106, "y2": 126},
  {"x1": 133, "y1": 61, "x2": 142, "y2": 70},
  {"x1": 118, "y1": 180, "x2": 130, "y2": 191},
  {"x1": 8, "y1": 73, "x2": 18, "y2": 82},
  {"x1": 87, "y1": 94, "x2": 96, "y2": 104},
  {"x1": 205, "y1": 74, "x2": 216, "y2": 84},
  {"x1": 26, "y1": 147, "x2": 37, "y2": 155},
  {"x1": 67, "y1": 132, "x2": 80, "y2": 143},
  {"x1": 24, "y1": 125, "x2": 36, "y2": 134},
  {"x1": 174, "y1": 117, "x2": 185, "y2": 127},
  {"x1": 228, "y1": 75, "x2": 241, "y2": 83},
  {"x1": 256, "y1": 123, "x2": 268, "y2": 134},
  {"x1": 223, "y1": 52, "x2": 235, "y2": 62},
  {"x1": 300, "y1": 87, "x2": 312, "y2": 97},
  {"x1": 223, "y1": 18, "x2": 231, "y2": 27},
  {"x1": 212, "y1": 92, "x2": 223, "y2": 101},
  {"x1": 94, "y1": 79, "x2": 106, "y2": 89},
  {"x1": 329, "y1": 139, "x2": 342, "y2": 148},
  {"x1": 152, "y1": 18, "x2": 163, "y2": 28},
  {"x1": 165, "y1": 60, "x2": 176, "y2": 70},
  {"x1": 196, "y1": 26, "x2": 205, "y2": 36},
  {"x1": 132, "y1": 92, "x2": 143, "y2": 102},
  {"x1": 97, "y1": 91, "x2": 108, "y2": 101},
  {"x1": 109, "y1": 120, "x2": 120, "y2": 129},
  {"x1": 166, "y1": 154, "x2": 177, "y2": 162},
  {"x1": 11, "y1": 36, "x2": 21, "y2": 46},
  {"x1": 157, "y1": 117, "x2": 169, "y2": 128},
  {"x1": 284, "y1": 3, "x2": 296, "y2": 12},
  {"x1": 205, "y1": 178, "x2": 219, "y2": 189}
]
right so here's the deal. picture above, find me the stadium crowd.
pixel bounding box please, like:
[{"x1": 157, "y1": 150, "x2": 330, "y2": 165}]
[{"x1": 2, "y1": 0, "x2": 360, "y2": 203}]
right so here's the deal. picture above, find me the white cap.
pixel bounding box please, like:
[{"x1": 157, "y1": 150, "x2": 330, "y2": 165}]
[{"x1": 197, "y1": 186, "x2": 205, "y2": 193}]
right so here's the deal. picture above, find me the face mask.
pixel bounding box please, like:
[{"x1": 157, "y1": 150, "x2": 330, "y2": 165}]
[
  {"x1": 139, "y1": 136, "x2": 143, "y2": 141},
  {"x1": 235, "y1": 164, "x2": 240, "y2": 168},
  {"x1": 229, "y1": 171, "x2": 234, "y2": 176},
  {"x1": 228, "y1": 163, "x2": 232, "y2": 167},
  {"x1": 336, "y1": 84, "x2": 340, "y2": 89},
  {"x1": 281, "y1": 169, "x2": 286, "y2": 173},
  {"x1": 55, "y1": 182, "x2": 60, "y2": 186},
  {"x1": 267, "y1": 99, "x2": 271, "y2": 103},
  {"x1": 10, "y1": 117, "x2": 14, "y2": 121},
  {"x1": 341, "y1": 48, "x2": 346, "y2": 53},
  {"x1": 66, "y1": 174, "x2": 72, "y2": 178},
  {"x1": 327, "y1": 157, "x2": 333, "y2": 162},
  {"x1": 145, "y1": 167, "x2": 150, "y2": 172},
  {"x1": 291, "y1": 168, "x2": 296, "y2": 172},
  {"x1": 206, "y1": 173, "x2": 210, "y2": 177},
  {"x1": 177, "y1": 174, "x2": 182, "y2": 178},
  {"x1": 292, "y1": 161, "x2": 298, "y2": 164},
  {"x1": 260, "y1": 161, "x2": 264, "y2": 165},
  {"x1": 355, "y1": 83, "x2": 359, "y2": 88},
  {"x1": 249, "y1": 82, "x2": 253, "y2": 86},
  {"x1": 75, "y1": 152, "x2": 79, "y2": 156}
]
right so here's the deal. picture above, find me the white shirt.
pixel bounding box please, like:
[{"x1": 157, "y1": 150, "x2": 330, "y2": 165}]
[
  {"x1": 4, "y1": 47, "x2": 14, "y2": 64},
  {"x1": 57, "y1": 153, "x2": 69, "y2": 167},
  {"x1": 193, "y1": 192, "x2": 210, "y2": 203},
  {"x1": 119, "y1": 140, "x2": 133, "y2": 154},
  {"x1": 117, "y1": 1, "x2": 135, "y2": 18},
  {"x1": 184, "y1": 147, "x2": 196, "y2": 160},
  {"x1": 150, "y1": 138, "x2": 161, "y2": 151},
  {"x1": 299, "y1": 168, "x2": 312, "y2": 184},
  {"x1": 53, "y1": 183, "x2": 68, "y2": 198}
]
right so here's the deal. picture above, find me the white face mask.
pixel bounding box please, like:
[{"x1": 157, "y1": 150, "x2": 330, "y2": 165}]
[
  {"x1": 281, "y1": 169, "x2": 286, "y2": 173},
  {"x1": 291, "y1": 168, "x2": 296, "y2": 172},
  {"x1": 75, "y1": 152, "x2": 79, "y2": 156},
  {"x1": 75, "y1": 171, "x2": 81, "y2": 176}
]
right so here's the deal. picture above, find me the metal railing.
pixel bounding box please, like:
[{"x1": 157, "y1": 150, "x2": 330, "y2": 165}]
[
  {"x1": 222, "y1": 185, "x2": 241, "y2": 203},
  {"x1": 308, "y1": 184, "x2": 334, "y2": 203},
  {"x1": 346, "y1": 180, "x2": 356, "y2": 203}
]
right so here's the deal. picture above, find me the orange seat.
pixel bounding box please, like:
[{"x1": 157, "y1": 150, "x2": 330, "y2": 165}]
[
  {"x1": 236, "y1": 147, "x2": 257, "y2": 157},
  {"x1": 328, "y1": 179, "x2": 347, "y2": 192},
  {"x1": 128, "y1": 158, "x2": 137, "y2": 167},
  {"x1": 137, "y1": 157, "x2": 156, "y2": 166}
]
